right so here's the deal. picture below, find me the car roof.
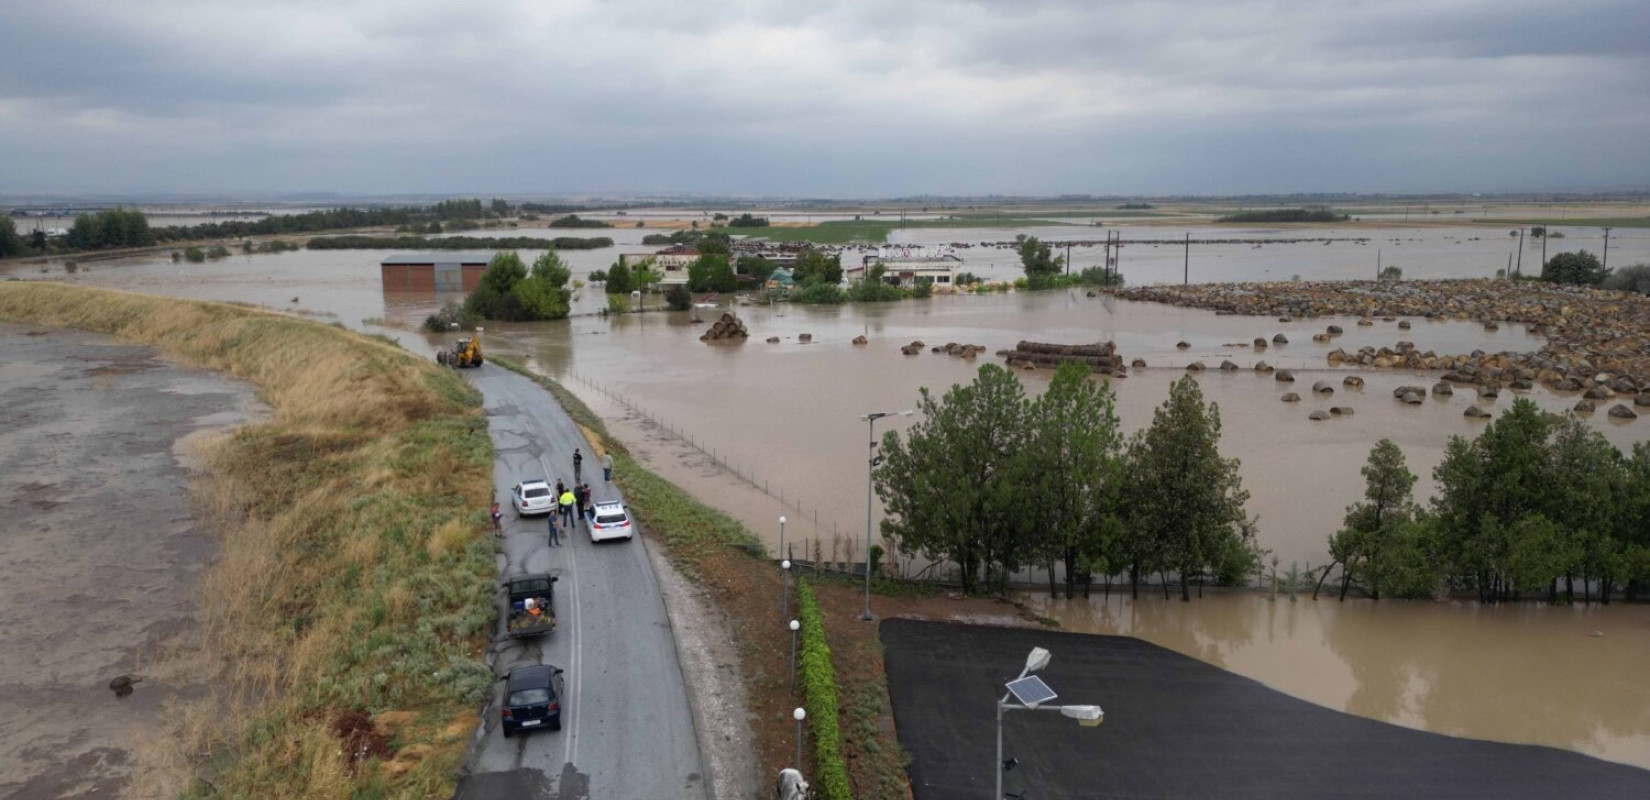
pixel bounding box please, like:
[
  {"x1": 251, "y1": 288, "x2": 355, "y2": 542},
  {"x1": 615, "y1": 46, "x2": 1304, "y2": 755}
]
[
  {"x1": 593, "y1": 501, "x2": 625, "y2": 511},
  {"x1": 519, "y1": 478, "x2": 549, "y2": 488},
  {"x1": 507, "y1": 664, "x2": 556, "y2": 690}
]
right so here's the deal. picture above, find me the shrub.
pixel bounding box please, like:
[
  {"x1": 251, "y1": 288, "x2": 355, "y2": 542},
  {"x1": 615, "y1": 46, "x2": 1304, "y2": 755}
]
[
  {"x1": 184, "y1": 246, "x2": 206, "y2": 263},
  {"x1": 794, "y1": 282, "x2": 846, "y2": 304},
  {"x1": 664, "y1": 284, "x2": 693, "y2": 310},
  {"x1": 206, "y1": 244, "x2": 232, "y2": 259},
  {"x1": 1540, "y1": 250, "x2": 1609, "y2": 286},
  {"x1": 424, "y1": 299, "x2": 479, "y2": 332},
  {"x1": 1379, "y1": 265, "x2": 1403, "y2": 281},
  {"x1": 796, "y1": 579, "x2": 852, "y2": 800},
  {"x1": 1601, "y1": 264, "x2": 1650, "y2": 295}
]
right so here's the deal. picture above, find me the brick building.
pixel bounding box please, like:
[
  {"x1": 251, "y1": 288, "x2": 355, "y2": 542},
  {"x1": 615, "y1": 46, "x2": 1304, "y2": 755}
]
[{"x1": 380, "y1": 254, "x2": 491, "y2": 292}]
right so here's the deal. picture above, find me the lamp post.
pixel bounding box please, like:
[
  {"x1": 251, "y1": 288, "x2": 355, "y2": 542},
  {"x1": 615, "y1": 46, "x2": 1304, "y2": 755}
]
[
  {"x1": 781, "y1": 559, "x2": 792, "y2": 623},
  {"x1": 779, "y1": 515, "x2": 787, "y2": 562},
  {"x1": 793, "y1": 707, "x2": 807, "y2": 770},
  {"x1": 995, "y1": 647, "x2": 1104, "y2": 800},
  {"x1": 861, "y1": 410, "x2": 912, "y2": 621},
  {"x1": 789, "y1": 619, "x2": 801, "y2": 693}
]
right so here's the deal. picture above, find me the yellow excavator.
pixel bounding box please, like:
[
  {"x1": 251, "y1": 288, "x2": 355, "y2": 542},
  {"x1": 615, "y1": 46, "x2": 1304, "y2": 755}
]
[{"x1": 437, "y1": 327, "x2": 484, "y2": 368}]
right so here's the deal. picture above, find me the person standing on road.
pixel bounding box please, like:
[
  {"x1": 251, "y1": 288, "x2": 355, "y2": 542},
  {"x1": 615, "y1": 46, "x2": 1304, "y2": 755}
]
[
  {"x1": 572, "y1": 448, "x2": 584, "y2": 479},
  {"x1": 555, "y1": 478, "x2": 565, "y2": 499},
  {"x1": 572, "y1": 483, "x2": 587, "y2": 526},
  {"x1": 559, "y1": 487, "x2": 576, "y2": 527},
  {"x1": 547, "y1": 509, "x2": 560, "y2": 547},
  {"x1": 491, "y1": 501, "x2": 502, "y2": 536},
  {"x1": 582, "y1": 482, "x2": 596, "y2": 525},
  {"x1": 602, "y1": 452, "x2": 614, "y2": 482}
]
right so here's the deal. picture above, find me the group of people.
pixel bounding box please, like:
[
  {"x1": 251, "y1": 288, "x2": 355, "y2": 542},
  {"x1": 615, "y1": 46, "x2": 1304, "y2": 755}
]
[{"x1": 488, "y1": 447, "x2": 615, "y2": 548}]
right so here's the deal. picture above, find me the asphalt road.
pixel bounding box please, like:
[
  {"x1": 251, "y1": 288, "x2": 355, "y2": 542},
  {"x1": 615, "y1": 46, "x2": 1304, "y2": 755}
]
[
  {"x1": 454, "y1": 364, "x2": 706, "y2": 800},
  {"x1": 883, "y1": 619, "x2": 1650, "y2": 800}
]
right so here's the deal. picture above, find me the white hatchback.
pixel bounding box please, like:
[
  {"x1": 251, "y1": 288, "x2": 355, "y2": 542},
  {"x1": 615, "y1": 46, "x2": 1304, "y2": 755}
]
[
  {"x1": 588, "y1": 501, "x2": 634, "y2": 542},
  {"x1": 511, "y1": 479, "x2": 557, "y2": 516}
]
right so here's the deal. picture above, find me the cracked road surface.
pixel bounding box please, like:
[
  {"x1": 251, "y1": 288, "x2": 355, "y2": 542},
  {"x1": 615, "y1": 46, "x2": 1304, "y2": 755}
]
[{"x1": 454, "y1": 365, "x2": 706, "y2": 800}]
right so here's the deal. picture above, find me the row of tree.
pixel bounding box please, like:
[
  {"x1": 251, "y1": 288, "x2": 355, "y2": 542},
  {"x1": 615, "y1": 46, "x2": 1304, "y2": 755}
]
[
  {"x1": 64, "y1": 207, "x2": 156, "y2": 250},
  {"x1": 462, "y1": 251, "x2": 574, "y2": 321},
  {"x1": 1328, "y1": 399, "x2": 1650, "y2": 603},
  {"x1": 875, "y1": 366, "x2": 1257, "y2": 598}
]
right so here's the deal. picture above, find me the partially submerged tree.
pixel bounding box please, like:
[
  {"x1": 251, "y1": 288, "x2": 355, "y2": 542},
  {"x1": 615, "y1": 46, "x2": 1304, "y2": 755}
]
[
  {"x1": 1541, "y1": 250, "x2": 1609, "y2": 286},
  {"x1": 1018, "y1": 363, "x2": 1123, "y2": 598}
]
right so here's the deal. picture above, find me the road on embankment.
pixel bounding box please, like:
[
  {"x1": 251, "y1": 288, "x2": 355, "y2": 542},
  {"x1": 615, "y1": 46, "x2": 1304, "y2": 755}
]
[{"x1": 454, "y1": 364, "x2": 706, "y2": 800}]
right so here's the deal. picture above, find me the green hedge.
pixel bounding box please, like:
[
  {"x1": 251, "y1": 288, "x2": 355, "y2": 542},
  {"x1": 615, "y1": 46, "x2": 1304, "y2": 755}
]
[{"x1": 797, "y1": 579, "x2": 852, "y2": 800}]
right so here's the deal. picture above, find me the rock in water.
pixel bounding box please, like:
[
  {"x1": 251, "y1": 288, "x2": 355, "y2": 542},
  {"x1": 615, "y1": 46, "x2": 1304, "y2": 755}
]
[
  {"x1": 1186, "y1": 361, "x2": 1205, "y2": 372},
  {"x1": 852, "y1": 335, "x2": 868, "y2": 345},
  {"x1": 1609, "y1": 404, "x2": 1639, "y2": 420},
  {"x1": 1330, "y1": 406, "x2": 1354, "y2": 416},
  {"x1": 1575, "y1": 399, "x2": 1596, "y2": 414},
  {"x1": 1254, "y1": 360, "x2": 1274, "y2": 373},
  {"x1": 1253, "y1": 337, "x2": 1268, "y2": 349},
  {"x1": 1400, "y1": 391, "x2": 1424, "y2": 405},
  {"x1": 108, "y1": 674, "x2": 141, "y2": 698},
  {"x1": 1176, "y1": 341, "x2": 1191, "y2": 350},
  {"x1": 1132, "y1": 358, "x2": 1148, "y2": 368},
  {"x1": 1273, "y1": 333, "x2": 1289, "y2": 344},
  {"x1": 1432, "y1": 382, "x2": 1453, "y2": 397},
  {"x1": 1312, "y1": 380, "x2": 1334, "y2": 394},
  {"x1": 1464, "y1": 406, "x2": 1492, "y2": 419},
  {"x1": 1275, "y1": 370, "x2": 1295, "y2": 382},
  {"x1": 1308, "y1": 410, "x2": 1331, "y2": 421},
  {"x1": 1343, "y1": 375, "x2": 1364, "y2": 389},
  {"x1": 1220, "y1": 360, "x2": 1239, "y2": 371},
  {"x1": 1281, "y1": 392, "x2": 1301, "y2": 402}
]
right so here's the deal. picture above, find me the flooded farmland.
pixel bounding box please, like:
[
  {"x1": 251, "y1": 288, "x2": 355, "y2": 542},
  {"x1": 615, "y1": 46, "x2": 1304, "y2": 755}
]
[
  {"x1": 0, "y1": 324, "x2": 257, "y2": 798},
  {"x1": 9, "y1": 221, "x2": 1650, "y2": 773}
]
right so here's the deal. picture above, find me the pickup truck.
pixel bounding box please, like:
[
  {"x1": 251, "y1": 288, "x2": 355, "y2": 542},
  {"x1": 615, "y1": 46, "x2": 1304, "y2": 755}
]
[{"x1": 504, "y1": 572, "x2": 557, "y2": 639}]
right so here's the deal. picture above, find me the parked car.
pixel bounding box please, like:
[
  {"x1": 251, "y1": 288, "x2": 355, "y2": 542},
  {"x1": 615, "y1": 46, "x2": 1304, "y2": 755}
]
[
  {"x1": 500, "y1": 664, "x2": 564, "y2": 737},
  {"x1": 589, "y1": 500, "x2": 634, "y2": 542},
  {"x1": 511, "y1": 478, "x2": 556, "y2": 516}
]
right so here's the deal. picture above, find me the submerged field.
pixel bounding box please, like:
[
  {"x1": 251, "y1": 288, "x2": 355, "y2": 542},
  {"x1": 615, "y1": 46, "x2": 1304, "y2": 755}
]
[{"x1": 0, "y1": 283, "x2": 495, "y2": 799}]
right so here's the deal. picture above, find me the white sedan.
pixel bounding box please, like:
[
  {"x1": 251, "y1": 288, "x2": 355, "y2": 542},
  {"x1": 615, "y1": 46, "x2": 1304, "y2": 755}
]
[
  {"x1": 588, "y1": 501, "x2": 634, "y2": 542},
  {"x1": 511, "y1": 479, "x2": 557, "y2": 516}
]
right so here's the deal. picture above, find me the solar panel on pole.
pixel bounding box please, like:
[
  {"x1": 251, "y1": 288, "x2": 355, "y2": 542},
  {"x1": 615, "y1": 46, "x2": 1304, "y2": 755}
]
[{"x1": 1006, "y1": 675, "x2": 1058, "y2": 708}]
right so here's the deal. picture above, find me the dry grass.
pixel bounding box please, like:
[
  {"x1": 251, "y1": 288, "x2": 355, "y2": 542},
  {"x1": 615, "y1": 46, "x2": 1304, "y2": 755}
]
[{"x1": 0, "y1": 282, "x2": 495, "y2": 799}]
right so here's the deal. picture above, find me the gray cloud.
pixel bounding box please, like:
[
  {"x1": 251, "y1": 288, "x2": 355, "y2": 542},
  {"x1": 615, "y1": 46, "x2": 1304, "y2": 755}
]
[{"x1": 1, "y1": 0, "x2": 1646, "y2": 196}]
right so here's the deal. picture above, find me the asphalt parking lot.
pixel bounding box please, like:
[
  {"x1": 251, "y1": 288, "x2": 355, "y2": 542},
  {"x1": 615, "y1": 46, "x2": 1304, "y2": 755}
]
[{"x1": 882, "y1": 619, "x2": 1650, "y2": 799}]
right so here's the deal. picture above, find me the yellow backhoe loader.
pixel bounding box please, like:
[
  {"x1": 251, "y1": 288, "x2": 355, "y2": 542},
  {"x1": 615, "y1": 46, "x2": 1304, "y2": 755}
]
[{"x1": 437, "y1": 327, "x2": 484, "y2": 368}]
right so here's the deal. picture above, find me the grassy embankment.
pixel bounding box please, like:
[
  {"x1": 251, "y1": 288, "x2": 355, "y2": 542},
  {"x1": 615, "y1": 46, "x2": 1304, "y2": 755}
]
[
  {"x1": 490, "y1": 356, "x2": 913, "y2": 797},
  {"x1": 0, "y1": 283, "x2": 495, "y2": 799},
  {"x1": 1479, "y1": 217, "x2": 1650, "y2": 229}
]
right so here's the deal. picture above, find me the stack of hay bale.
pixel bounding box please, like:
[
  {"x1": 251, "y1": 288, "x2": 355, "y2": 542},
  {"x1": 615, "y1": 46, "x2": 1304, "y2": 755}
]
[
  {"x1": 699, "y1": 312, "x2": 750, "y2": 343},
  {"x1": 1001, "y1": 341, "x2": 1126, "y2": 375}
]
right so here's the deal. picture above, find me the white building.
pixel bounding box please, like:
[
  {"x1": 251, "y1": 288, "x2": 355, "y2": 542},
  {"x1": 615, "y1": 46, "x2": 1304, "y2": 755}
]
[
  {"x1": 618, "y1": 245, "x2": 697, "y2": 286},
  {"x1": 848, "y1": 247, "x2": 963, "y2": 288}
]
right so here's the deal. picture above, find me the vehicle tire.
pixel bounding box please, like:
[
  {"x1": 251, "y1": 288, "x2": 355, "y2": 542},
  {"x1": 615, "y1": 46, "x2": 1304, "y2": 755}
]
[
  {"x1": 502, "y1": 726, "x2": 513, "y2": 739},
  {"x1": 550, "y1": 719, "x2": 562, "y2": 731}
]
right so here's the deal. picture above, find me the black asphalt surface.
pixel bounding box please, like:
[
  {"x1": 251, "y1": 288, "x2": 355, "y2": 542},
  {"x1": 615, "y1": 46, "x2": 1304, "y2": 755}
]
[
  {"x1": 452, "y1": 364, "x2": 705, "y2": 800},
  {"x1": 882, "y1": 619, "x2": 1650, "y2": 800}
]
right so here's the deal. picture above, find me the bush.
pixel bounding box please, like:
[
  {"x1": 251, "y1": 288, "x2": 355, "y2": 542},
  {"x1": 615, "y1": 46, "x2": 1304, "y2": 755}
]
[
  {"x1": 664, "y1": 284, "x2": 693, "y2": 310},
  {"x1": 1078, "y1": 266, "x2": 1124, "y2": 287},
  {"x1": 1216, "y1": 208, "x2": 1349, "y2": 223},
  {"x1": 796, "y1": 580, "x2": 852, "y2": 800},
  {"x1": 424, "y1": 300, "x2": 479, "y2": 332},
  {"x1": 1541, "y1": 250, "x2": 1609, "y2": 286},
  {"x1": 794, "y1": 282, "x2": 846, "y2": 304},
  {"x1": 206, "y1": 244, "x2": 232, "y2": 259},
  {"x1": 1601, "y1": 264, "x2": 1650, "y2": 295},
  {"x1": 1379, "y1": 265, "x2": 1403, "y2": 281},
  {"x1": 184, "y1": 246, "x2": 206, "y2": 263},
  {"x1": 547, "y1": 214, "x2": 611, "y2": 228},
  {"x1": 847, "y1": 278, "x2": 903, "y2": 302}
]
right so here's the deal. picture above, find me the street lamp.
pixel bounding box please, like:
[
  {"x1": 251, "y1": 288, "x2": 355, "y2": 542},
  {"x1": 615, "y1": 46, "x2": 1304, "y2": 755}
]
[
  {"x1": 789, "y1": 619, "x2": 801, "y2": 693},
  {"x1": 781, "y1": 559, "x2": 792, "y2": 622},
  {"x1": 779, "y1": 515, "x2": 787, "y2": 562},
  {"x1": 793, "y1": 707, "x2": 807, "y2": 770},
  {"x1": 995, "y1": 647, "x2": 1104, "y2": 800},
  {"x1": 861, "y1": 409, "x2": 912, "y2": 621}
]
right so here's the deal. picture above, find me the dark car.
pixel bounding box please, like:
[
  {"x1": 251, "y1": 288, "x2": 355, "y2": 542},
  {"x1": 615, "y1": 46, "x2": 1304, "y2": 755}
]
[{"x1": 500, "y1": 664, "x2": 564, "y2": 737}]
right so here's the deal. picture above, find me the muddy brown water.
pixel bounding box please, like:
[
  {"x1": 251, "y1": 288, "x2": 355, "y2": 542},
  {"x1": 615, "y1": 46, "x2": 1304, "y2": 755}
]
[
  {"x1": 10, "y1": 224, "x2": 1650, "y2": 773},
  {"x1": 0, "y1": 324, "x2": 258, "y2": 799}
]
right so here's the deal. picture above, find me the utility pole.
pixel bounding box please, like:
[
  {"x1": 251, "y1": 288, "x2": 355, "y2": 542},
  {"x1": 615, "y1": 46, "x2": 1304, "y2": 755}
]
[
  {"x1": 1540, "y1": 226, "x2": 1548, "y2": 271},
  {"x1": 1065, "y1": 242, "x2": 1071, "y2": 277},
  {"x1": 1603, "y1": 227, "x2": 1612, "y2": 271},
  {"x1": 1515, "y1": 229, "x2": 1525, "y2": 277},
  {"x1": 1183, "y1": 232, "x2": 1190, "y2": 285},
  {"x1": 1377, "y1": 248, "x2": 1382, "y2": 281}
]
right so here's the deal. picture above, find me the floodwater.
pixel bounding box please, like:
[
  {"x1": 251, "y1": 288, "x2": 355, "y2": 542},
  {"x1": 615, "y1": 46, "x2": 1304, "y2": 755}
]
[
  {"x1": 1023, "y1": 591, "x2": 1650, "y2": 770},
  {"x1": 0, "y1": 324, "x2": 258, "y2": 798},
  {"x1": 10, "y1": 223, "x2": 1650, "y2": 773}
]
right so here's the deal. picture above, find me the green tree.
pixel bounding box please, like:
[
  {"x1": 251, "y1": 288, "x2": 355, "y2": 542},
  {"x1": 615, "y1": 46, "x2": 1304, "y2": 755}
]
[
  {"x1": 1017, "y1": 235, "x2": 1063, "y2": 288},
  {"x1": 604, "y1": 259, "x2": 634, "y2": 294},
  {"x1": 1019, "y1": 363, "x2": 1123, "y2": 599},
  {"x1": 735, "y1": 254, "x2": 771, "y2": 280},
  {"x1": 696, "y1": 231, "x2": 731, "y2": 256},
  {"x1": 1379, "y1": 265, "x2": 1403, "y2": 281},
  {"x1": 510, "y1": 251, "x2": 574, "y2": 319},
  {"x1": 1541, "y1": 250, "x2": 1609, "y2": 286},
  {"x1": 1544, "y1": 416, "x2": 1624, "y2": 602},
  {"x1": 1620, "y1": 444, "x2": 1650, "y2": 601},
  {"x1": 1121, "y1": 376, "x2": 1255, "y2": 600},
  {"x1": 1327, "y1": 439, "x2": 1423, "y2": 600},
  {"x1": 1431, "y1": 397, "x2": 1551, "y2": 601},
  {"x1": 490, "y1": 198, "x2": 509, "y2": 216},
  {"x1": 876, "y1": 365, "x2": 1029, "y2": 594},
  {"x1": 793, "y1": 248, "x2": 842, "y2": 285},
  {"x1": 663, "y1": 283, "x2": 693, "y2": 310},
  {"x1": 464, "y1": 252, "x2": 529, "y2": 320},
  {"x1": 0, "y1": 217, "x2": 28, "y2": 258}
]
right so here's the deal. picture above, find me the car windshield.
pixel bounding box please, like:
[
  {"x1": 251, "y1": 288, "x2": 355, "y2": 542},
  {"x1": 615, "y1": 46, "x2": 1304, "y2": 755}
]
[
  {"x1": 523, "y1": 487, "x2": 551, "y2": 498},
  {"x1": 509, "y1": 688, "x2": 550, "y2": 706},
  {"x1": 596, "y1": 513, "x2": 627, "y2": 525}
]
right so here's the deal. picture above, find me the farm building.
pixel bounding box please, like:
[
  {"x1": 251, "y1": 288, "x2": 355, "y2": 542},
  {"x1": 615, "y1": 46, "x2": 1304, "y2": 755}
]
[{"x1": 380, "y1": 254, "x2": 491, "y2": 292}]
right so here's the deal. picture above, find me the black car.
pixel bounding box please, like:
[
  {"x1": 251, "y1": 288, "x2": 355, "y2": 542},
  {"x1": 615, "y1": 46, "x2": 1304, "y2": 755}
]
[{"x1": 500, "y1": 664, "x2": 564, "y2": 736}]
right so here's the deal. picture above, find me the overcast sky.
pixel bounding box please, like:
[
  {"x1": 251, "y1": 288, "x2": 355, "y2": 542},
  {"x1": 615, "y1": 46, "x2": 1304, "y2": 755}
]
[{"x1": 3, "y1": 0, "x2": 1647, "y2": 197}]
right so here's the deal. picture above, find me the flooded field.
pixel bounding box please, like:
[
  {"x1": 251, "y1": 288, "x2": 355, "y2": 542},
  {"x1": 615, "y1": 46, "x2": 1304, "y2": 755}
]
[
  {"x1": 9, "y1": 223, "x2": 1650, "y2": 774},
  {"x1": 0, "y1": 324, "x2": 257, "y2": 798},
  {"x1": 1023, "y1": 591, "x2": 1650, "y2": 770}
]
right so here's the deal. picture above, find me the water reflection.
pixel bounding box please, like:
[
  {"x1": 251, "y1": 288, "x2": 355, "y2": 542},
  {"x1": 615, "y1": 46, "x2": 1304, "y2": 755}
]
[{"x1": 1028, "y1": 592, "x2": 1650, "y2": 768}]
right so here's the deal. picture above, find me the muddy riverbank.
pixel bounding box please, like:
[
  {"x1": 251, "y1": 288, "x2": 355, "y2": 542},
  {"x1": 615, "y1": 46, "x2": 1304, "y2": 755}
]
[{"x1": 0, "y1": 323, "x2": 258, "y2": 799}]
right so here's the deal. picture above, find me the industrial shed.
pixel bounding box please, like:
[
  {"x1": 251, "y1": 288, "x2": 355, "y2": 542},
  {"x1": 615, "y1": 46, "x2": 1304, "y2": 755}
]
[{"x1": 380, "y1": 254, "x2": 490, "y2": 292}]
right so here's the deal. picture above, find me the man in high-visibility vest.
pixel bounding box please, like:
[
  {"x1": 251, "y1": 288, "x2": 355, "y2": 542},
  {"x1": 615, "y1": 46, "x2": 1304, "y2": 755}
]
[{"x1": 558, "y1": 488, "x2": 576, "y2": 527}]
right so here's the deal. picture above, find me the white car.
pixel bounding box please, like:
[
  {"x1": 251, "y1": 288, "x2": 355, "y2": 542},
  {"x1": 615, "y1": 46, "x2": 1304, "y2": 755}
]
[
  {"x1": 511, "y1": 479, "x2": 556, "y2": 516},
  {"x1": 588, "y1": 501, "x2": 634, "y2": 542}
]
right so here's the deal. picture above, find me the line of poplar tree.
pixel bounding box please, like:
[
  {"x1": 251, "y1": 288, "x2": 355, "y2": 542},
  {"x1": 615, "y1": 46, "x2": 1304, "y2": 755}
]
[
  {"x1": 875, "y1": 365, "x2": 1259, "y2": 599},
  {"x1": 1325, "y1": 397, "x2": 1650, "y2": 604}
]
